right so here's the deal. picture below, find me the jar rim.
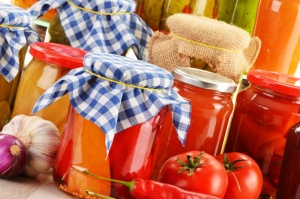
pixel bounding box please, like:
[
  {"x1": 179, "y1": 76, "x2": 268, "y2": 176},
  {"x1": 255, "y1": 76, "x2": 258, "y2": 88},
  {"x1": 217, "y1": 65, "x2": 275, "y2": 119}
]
[
  {"x1": 29, "y1": 42, "x2": 87, "y2": 69},
  {"x1": 247, "y1": 70, "x2": 300, "y2": 97},
  {"x1": 172, "y1": 67, "x2": 237, "y2": 93}
]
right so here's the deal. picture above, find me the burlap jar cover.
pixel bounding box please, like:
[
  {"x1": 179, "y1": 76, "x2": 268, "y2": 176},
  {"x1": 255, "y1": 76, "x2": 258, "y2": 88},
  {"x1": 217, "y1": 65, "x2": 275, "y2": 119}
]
[{"x1": 148, "y1": 14, "x2": 261, "y2": 82}]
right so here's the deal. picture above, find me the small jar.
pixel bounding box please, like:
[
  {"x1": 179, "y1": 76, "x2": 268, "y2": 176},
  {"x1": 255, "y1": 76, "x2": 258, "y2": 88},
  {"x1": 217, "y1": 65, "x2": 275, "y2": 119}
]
[
  {"x1": 141, "y1": 0, "x2": 216, "y2": 31},
  {"x1": 216, "y1": 0, "x2": 260, "y2": 35},
  {"x1": 32, "y1": 53, "x2": 191, "y2": 199},
  {"x1": 252, "y1": 0, "x2": 300, "y2": 76},
  {"x1": 0, "y1": 3, "x2": 39, "y2": 130},
  {"x1": 276, "y1": 121, "x2": 300, "y2": 199},
  {"x1": 152, "y1": 67, "x2": 237, "y2": 179},
  {"x1": 12, "y1": 42, "x2": 87, "y2": 134},
  {"x1": 225, "y1": 70, "x2": 300, "y2": 198}
]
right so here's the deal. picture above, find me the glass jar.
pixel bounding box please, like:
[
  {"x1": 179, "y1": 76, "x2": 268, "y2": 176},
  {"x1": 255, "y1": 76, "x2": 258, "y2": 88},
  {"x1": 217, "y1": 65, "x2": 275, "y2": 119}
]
[
  {"x1": 47, "y1": 13, "x2": 70, "y2": 45},
  {"x1": 12, "y1": 42, "x2": 87, "y2": 134},
  {"x1": 276, "y1": 121, "x2": 300, "y2": 199},
  {"x1": 225, "y1": 70, "x2": 300, "y2": 198},
  {"x1": 152, "y1": 67, "x2": 237, "y2": 180},
  {"x1": 109, "y1": 106, "x2": 168, "y2": 199},
  {"x1": 11, "y1": 0, "x2": 56, "y2": 21},
  {"x1": 252, "y1": 0, "x2": 300, "y2": 76},
  {"x1": 53, "y1": 107, "x2": 111, "y2": 198},
  {"x1": 216, "y1": 0, "x2": 260, "y2": 35},
  {"x1": 141, "y1": 0, "x2": 216, "y2": 31}
]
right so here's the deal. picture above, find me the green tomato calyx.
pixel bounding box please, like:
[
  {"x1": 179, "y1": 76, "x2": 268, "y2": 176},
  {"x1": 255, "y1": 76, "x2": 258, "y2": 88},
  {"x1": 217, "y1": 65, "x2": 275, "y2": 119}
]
[{"x1": 177, "y1": 151, "x2": 205, "y2": 176}]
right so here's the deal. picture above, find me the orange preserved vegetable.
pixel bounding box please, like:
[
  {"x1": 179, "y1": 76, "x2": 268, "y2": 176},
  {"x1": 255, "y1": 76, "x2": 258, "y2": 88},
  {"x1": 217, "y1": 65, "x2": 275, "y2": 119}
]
[
  {"x1": 53, "y1": 107, "x2": 111, "y2": 198},
  {"x1": 152, "y1": 67, "x2": 237, "y2": 180},
  {"x1": 252, "y1": 0, "x2": 300, "y2": 75},
  {"x1": 12, "y1": 42, "x2": 87, "y2": 134},
  {"x1": 225, "y1": 69, "x2": 300, "y2": 198}
]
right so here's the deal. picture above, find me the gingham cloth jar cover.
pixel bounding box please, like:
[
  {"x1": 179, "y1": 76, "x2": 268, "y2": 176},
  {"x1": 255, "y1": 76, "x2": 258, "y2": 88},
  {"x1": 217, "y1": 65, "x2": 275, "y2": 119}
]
[
  {"x1": 29, "y1": 0, "x2": 153, "y2": 60},
  {"x1": 33, "y1": 52, "x2": 191, "y2": 153},
  {"x1": 0, "y1": 3, "x2": 39, "y2": 82}
]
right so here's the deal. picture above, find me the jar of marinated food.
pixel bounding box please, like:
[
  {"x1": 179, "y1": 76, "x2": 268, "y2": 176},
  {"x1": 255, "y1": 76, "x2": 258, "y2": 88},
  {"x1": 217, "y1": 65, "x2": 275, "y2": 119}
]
[
  {"x1": 276, "y1": 121, "x2": 300, "y2": 199},
  {"x1": 0, "y1": 3, "x2": 39, "y2": 130},
  {"x1": 252, "y1": 0, "x2": 300, "y2": 76},
  {"x1": 225, "y1": 69, "x2": 300, "y2": 198},
  {"x1": 29, "y1": 0, "x2": 153, "y2": 61},
  {"x1": 141, "y1": 0, "x2": 216, "y2": 31},
  {"x1": 216, "y1": 0, "x2": 260, "y2": 35},
  {"x1": 32, "y1": 52, "x2": 191, "y2": 199},
  {"x1": 152, "y1": 67, "x2": 237, "y2": 180},
  {"x1": 11, "y1": 0, "x2": 56, "y2": 21},
  {"x1": 12, "y1": 42, "x2": 87, "y2": 134}
]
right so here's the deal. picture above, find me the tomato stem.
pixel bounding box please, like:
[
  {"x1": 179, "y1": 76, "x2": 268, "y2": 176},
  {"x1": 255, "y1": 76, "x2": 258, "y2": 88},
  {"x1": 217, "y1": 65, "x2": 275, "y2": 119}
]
[
  {"x1": 223, "y1": 153, "x2": 248, "y2": 171},
  {"x1": 177, "y1": 151, "x2": 205, "y2": 176}
]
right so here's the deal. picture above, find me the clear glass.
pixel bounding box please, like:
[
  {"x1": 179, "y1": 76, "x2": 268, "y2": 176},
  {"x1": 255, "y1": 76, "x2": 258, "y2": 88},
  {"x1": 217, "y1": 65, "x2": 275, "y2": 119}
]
[
  {"x1": 12, "y1": 58, "x2": 71, "y2": 134},
  {"x1": 252, "y1": 0, "x2": 300, "y2": 76},
  {"x1": 53, "y1": 107, "x2": 111, "y2": 198},
  {"x1": 152, "y1": 79, "x2": 234, "y2": 180},
  {"x1": 216, "y1": 0, "x2": 260, "y2": 35},
  {"x1": 225, "y1": 85, "x2": 300, "y2": 198},
  {"x1": 0, "y1": 46, "x2": 27, "y2": 130}
]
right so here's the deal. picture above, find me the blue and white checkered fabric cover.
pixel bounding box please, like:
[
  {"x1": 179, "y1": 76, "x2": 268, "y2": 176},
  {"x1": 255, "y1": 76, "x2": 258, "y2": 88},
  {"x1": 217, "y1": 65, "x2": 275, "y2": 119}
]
[
  {"x1": 0, "y1": 3, "x2": 39, "y2": 82},
  {"x1": 33, "y1": 52, "x2": 191, "y2": 153},
  {"x1": 29, "y1": 0, "x2": 153, "y2": 60}
]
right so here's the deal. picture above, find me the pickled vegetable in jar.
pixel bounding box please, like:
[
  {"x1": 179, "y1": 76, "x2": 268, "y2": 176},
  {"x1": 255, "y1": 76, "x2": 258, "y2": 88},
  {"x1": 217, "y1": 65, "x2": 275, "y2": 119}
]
[
  {"x1": 152, "y1": 67, "x2": 237, "y2": 180},
  {"x1": 0, "y1": 3, "x2": 39, "y2": 129},
  {"x1": 216, "y1": 0, "x2": 260, "y2": 35},
  {"x1": 12, "y1": 42, "x2": 87, "y2": 134},
  {"x1": 141, "y1": 0, "x2": 216, "y2": 31},
  {"x1": 53, "y1": 107, "x2": 111, "y2": 198},
  {"x1": 32, "y1": 53, "x2": 191, "y2": 199},
  {"x1": 11, "y1": 0, "x2": 56, "y2": 21},
  {"x1": 252, "y1": 0, "x2": 300, "y2": 76},
  {"x1": 225, "y1": 70, "x2": 300, "y2": 198},
  {"x1": 29, "y1": 0, "x2": 153, "y2": 61}
]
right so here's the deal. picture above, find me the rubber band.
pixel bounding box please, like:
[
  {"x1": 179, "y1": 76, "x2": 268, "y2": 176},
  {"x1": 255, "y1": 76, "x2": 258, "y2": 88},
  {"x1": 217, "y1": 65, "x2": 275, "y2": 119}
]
[
  {"x1": 170, "y1": 32, "x2": 242, "y2": 53},
  {"x1": 67, "y1": 0, "x2": 131, "y2": 15},
  {"x1": 86, "y1": 68, "x2": 165, "y2": 92},
  {"x1": 0, "y1": 24, "x2": 24, "y2": 29}
]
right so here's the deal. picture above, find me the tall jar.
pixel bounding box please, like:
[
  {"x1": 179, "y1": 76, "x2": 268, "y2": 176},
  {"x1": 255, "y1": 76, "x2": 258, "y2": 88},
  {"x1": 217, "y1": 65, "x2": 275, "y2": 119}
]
[
  {"x1": 32, "y1": 53, "x2": 191, "y2": 199},
  {"x1": 141, "y1": 0, "x2": 216, "y2": 31},
  {"x1": 12, "y1": 42, "x2": 87, "y2": 134},
  {"x1": 152, "y1": 67, "x2": 237, "y2": 180},
  {"x1": 0, "y1": 3, "x2": 39, "y2": 130},
  {"x1": 252, "y1": 0, "x2": 300, "y2": 76},
  {"x1": 276, "y1": 121, "x2": 300, "y2": 199},
  {"x1": 216, "y1": 0, "x2": 260, "y2": 35},
  {"x1": 225, "y1": 70, "x2": 300, "y2": 198}
]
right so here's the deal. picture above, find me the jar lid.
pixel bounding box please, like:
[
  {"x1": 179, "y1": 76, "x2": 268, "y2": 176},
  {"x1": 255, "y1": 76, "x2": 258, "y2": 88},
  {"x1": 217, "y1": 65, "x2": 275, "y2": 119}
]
[
  {"x1": 172, "y1": 67, "x2": 237, "y2": 93},
  {"x1": 247, "y1": 70, "x2": 300, "y2": 97},
  {"x1": 29, "y1": 42, "x2": 87, "y2": 69}
]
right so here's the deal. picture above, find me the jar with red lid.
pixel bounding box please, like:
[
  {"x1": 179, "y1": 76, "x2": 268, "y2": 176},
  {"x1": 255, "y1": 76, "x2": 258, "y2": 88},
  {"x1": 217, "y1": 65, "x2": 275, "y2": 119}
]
[
  {"x1": 32, "y1": 53, "x2": 191, "y2": 199},
  {"x1": 225, "y1": 69, "x2": 300, "y2": 198},
  {"x1": 152, "y1": 67, "x2": 237, "y2": 180},
  {"x1": 12, "y1": 42, "x2": 87, "y2": 134}
]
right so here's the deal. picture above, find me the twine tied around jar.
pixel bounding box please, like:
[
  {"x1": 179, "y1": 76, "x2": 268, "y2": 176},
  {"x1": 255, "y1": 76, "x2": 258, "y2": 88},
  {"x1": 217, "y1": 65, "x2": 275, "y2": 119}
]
[
  {"x1": 29, "y1": 0, "x2": 153, "y2": 61},
  {"x1": 33, "y1": 52, "x2": 191, "y2": 154},
  {"x1": 148, "y1": 14, "x2": 261, "y2": 82}
]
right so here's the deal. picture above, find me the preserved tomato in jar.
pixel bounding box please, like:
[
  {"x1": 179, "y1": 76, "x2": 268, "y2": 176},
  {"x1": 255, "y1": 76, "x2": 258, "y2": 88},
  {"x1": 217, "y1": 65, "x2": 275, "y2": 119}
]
[
  {"x1": 216, "y1": 0, "x2": 260, "y2": 35},
  {"x1": 152, "y1": 67, "x2": 237, "y2": 180},
  {"x1": 12, "y1": 42, "x2": 87, "y2": 134},
  {"x1": 225, "y1": 69, "x2": 300, "y2": 198},
  {"x1": 53, "y1": 107, "x2": 111, "y2": 198},
  {"x1": 252, "y1": 0, "x2": 300, "y2": 76}
]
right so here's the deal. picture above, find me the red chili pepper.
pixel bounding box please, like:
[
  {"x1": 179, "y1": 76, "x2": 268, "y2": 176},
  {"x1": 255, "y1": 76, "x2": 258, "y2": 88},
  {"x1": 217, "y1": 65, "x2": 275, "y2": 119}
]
[{"x1": 74, "y1": 166, "x2": 221, "y2": 199}]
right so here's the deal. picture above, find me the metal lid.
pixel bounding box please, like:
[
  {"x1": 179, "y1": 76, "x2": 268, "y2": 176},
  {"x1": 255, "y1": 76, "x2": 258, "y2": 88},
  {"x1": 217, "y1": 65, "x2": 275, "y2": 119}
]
[{"x1": 172, "y1": 67, "x2": 237, "y2": 93}]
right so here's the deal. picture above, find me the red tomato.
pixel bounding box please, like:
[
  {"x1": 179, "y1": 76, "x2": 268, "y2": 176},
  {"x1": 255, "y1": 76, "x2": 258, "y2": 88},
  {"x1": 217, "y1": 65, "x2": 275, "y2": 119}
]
[
  {"x1": 158, "y1": 151, "x2": 228, "y2": 198},
  {"x1": 215, "y1": 152, "x2": 263, "y2": 199}
]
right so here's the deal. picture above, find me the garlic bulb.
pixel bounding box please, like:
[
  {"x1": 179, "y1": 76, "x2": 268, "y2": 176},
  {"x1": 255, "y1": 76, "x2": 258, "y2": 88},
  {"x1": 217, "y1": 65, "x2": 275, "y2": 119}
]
[{"x1": 1, "y1": 114, "x2": 60, "y2": 177}]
